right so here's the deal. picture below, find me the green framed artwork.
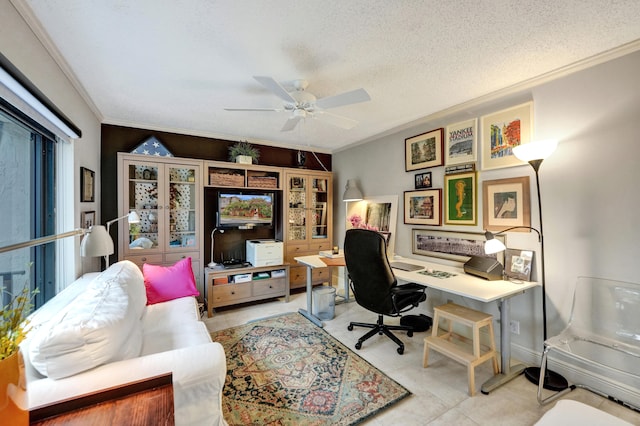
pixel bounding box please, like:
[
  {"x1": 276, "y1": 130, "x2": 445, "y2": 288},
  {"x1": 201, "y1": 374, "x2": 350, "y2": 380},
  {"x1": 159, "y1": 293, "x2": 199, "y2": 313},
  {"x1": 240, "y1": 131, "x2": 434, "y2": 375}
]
[{"x1": 444, "y1": 171, "x2": 476, "y2": 225}]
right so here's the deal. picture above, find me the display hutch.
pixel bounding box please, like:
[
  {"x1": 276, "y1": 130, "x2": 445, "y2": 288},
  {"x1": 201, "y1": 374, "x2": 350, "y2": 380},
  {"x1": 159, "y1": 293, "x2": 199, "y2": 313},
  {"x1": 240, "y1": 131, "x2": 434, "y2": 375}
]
[
  {"x1": 283, "y1": 169, "x2": 333, "y2": 289},
  {"x1": 116, "y1": 153, "x2": 204, "y2": 293}
]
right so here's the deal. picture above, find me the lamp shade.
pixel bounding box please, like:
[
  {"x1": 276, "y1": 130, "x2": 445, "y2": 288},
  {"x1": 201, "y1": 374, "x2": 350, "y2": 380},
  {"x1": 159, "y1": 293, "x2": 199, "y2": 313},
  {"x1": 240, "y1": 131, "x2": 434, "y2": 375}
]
[
  {"x1": 80, "y1": 225, "x2": 114, "y2": 258},
  {"x1": 513, "y1": 139, "x2": 557, "y2": 162},
  {"x1": 484, "y1": 238, "x2": 507, "y2": 254},
  {"x1": 127, "y1": 211, "x2": 140, "y2": 224},
  {"x1": 343, "y1": 179, "x2": 363, "y2": 201}
]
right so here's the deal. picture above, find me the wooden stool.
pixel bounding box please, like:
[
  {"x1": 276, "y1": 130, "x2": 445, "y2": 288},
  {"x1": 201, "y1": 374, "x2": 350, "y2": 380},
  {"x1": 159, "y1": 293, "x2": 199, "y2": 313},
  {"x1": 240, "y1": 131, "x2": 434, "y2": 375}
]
[{"x1": 423, "y1": 303, "x2": 499, "y2": 396}]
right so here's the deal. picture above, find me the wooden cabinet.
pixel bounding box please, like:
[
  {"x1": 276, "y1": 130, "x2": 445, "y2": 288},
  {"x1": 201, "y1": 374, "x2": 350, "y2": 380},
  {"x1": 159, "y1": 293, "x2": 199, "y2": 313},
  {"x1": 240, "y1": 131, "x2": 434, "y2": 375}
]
[
  {"x1": 283, "y1": 170, "x2": 333, "y2": 289},
  {"x1": 205, "y1": 264, "x2": 290, "y2": 317},
  {"x1": 117, "y1": 153, "x2": 204, "y2": 294}
]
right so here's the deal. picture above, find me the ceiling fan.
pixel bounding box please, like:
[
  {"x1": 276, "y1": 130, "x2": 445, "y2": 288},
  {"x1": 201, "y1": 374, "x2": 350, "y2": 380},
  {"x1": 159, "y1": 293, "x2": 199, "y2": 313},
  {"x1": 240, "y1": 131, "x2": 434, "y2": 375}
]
[{"x1": 224, "y1": 76, "x2": 371, "y2": 132}]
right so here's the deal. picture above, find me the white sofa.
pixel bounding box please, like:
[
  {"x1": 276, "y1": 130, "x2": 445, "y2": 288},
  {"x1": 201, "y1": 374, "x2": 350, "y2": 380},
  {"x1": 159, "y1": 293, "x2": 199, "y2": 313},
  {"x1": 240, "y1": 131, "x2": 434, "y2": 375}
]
[{"x1": 20, "y1": 260, "x2": 227, "y2": 425}]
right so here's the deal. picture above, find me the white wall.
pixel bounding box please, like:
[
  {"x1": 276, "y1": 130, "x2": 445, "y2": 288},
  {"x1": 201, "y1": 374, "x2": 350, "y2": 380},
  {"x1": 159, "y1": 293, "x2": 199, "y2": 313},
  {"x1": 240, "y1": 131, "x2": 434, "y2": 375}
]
[
  {"x1": 1, "y1": 1, "x2": 102, "y2": 280},
  {"x1": 333, "y1": 49, "x2": 640, "y2": 368}
]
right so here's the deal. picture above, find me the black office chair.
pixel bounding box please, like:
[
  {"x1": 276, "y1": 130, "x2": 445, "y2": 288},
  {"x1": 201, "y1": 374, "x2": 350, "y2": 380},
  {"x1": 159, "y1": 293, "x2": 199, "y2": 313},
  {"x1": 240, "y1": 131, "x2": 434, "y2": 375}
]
[{"x1": 344, "y1": 229, "x2": 427, "y2": 354}]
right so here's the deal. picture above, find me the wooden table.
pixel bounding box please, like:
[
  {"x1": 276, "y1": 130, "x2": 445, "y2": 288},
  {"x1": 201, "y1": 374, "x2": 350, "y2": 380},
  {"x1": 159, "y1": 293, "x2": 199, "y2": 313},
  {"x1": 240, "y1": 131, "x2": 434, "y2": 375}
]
[{"x1": 30, "y1": 374, "x2": 174, "y2": 425}]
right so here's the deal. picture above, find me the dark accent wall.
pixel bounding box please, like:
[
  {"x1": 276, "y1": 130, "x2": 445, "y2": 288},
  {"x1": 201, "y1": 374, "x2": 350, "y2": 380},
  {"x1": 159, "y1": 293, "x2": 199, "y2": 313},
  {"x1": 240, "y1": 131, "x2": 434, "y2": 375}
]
[{"x1": 100, "y1": 124, "x2": 331, "y2": 262}]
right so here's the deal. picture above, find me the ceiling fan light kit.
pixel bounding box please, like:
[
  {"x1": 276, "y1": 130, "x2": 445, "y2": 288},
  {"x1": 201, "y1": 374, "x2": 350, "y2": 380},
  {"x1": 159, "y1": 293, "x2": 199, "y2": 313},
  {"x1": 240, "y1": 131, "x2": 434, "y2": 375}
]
[{"x1": 225, "y1": 76, "x2": 371, "y2": 132}]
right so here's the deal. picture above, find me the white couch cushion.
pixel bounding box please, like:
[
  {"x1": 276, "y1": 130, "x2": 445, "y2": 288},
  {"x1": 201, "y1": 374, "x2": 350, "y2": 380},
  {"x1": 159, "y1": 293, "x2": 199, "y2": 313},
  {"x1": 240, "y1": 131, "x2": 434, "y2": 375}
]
[{"x1": 28, "y1": 261, "x2": 146, "y2": 379}]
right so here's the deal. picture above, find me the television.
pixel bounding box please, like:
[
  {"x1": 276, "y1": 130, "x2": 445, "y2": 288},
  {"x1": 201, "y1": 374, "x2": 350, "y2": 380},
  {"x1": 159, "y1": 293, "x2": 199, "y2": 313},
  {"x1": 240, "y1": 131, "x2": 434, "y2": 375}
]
[{"x1": 216, "y1": 191, "x2": 274, "y2": 229}]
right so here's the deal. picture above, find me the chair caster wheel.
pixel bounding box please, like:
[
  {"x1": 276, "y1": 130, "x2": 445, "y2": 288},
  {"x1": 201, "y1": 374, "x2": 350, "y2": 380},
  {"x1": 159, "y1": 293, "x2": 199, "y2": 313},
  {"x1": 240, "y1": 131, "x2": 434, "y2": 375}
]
[
  {"x1": 407, "y1": 331, "x2": 413, "y2": 337},
  {"x1": 355, "y1": 342, "x2": 362, "y2": 350},
  {"x1": 347, "y1": 324, "x2": 354, "y2": 331},
  {"x1": 397, "y1": 346, "x2": 404, "y2": 355}
]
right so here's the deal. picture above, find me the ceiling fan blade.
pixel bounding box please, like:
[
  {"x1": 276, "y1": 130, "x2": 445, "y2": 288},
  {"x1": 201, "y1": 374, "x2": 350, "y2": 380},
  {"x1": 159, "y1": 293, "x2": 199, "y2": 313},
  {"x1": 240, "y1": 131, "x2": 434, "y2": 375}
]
[
  {"x1": 281, "y1": 116, "x2": 302, "y2": 132},
  {"x1": 315, "y1": 88, "x2": 371, "y2": 109},
  {"x1": 314, "y1": 111, "x2": 358, "y2": 129},
  {"x1": 253, "y1": 76, "x2": 297, "y2": 104},
  {"x1": 224, "y1": 107, "x2": 280, "y2": 112}
]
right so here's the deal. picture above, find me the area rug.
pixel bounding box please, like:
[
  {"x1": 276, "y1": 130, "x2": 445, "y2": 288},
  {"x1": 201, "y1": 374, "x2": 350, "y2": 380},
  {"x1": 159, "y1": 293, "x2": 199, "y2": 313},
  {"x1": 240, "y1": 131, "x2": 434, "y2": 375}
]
[{"x1": 210, "y1": 312, "x2": 411, "y2": 425}]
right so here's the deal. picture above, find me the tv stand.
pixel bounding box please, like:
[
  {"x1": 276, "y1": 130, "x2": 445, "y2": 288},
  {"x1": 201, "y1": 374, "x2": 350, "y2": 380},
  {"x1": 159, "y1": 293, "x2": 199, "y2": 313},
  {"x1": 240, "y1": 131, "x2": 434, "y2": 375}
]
[{"x1": 205, "y1": 264, "x2": 290, "y2": 317}]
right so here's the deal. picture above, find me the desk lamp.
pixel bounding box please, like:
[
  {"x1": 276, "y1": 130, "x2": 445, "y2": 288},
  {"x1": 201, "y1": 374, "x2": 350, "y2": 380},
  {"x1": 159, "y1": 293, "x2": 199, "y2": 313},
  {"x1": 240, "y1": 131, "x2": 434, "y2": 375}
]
[
  {"x1": 208, "y1": 227, "x2": 225, "y2": 268},
  {"x1": 99, "y1": 211, "x2": 141, "y2": 268},
  {"x1": 508, "y1": 139, "x2": 568, "y2": 391}
]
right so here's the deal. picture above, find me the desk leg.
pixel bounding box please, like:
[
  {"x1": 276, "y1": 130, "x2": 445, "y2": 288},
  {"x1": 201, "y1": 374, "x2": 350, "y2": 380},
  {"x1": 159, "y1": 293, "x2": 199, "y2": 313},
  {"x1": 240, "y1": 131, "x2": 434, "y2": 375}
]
[
  {"x1": 335, "y1": 266, "x2": 352, "y2": 305},
  {"x1": 298, "y1": 265, "x2": 323, "y2": 327},
  {"x1": 481, "y1": 297, "x2": 526, "y2": 394}
]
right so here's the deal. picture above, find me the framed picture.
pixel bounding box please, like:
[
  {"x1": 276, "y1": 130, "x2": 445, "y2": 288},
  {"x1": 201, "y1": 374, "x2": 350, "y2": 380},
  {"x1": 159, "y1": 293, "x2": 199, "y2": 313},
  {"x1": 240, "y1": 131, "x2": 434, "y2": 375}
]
[
  {"x1": 504, "y1": 249, "x2": 534, "y2": 281},
  {"x1": 414, "y1": 172, "x2": 432, "y2": 189},
  {"x1": 81, "y1": 210, "x2": 95, "y2": 229},
  {"x1": 404, "y1": 189, "x2": 442, "y2": 226},
  {"x1": 444, "y1": 171, "x2": 476, "y2": 225},
  {"x1": 412, "y1": 229, "x2": 505, "y2": 264},
  {"x1": 482, "y1": 176, "x2": 531, "y2": 231},
  {"x1": 405, "y1": 128, "x2": 444, "y2": 171},
  {"x1": 445, "y1": 118, "x2": 477, "y2": 166},
  {"x1": 182, "y1": 234, "x2": 196, "y2": 247},
  {"x1": 346, "y1": 195, "x2": 399, "y2": 256},
  {"x1": 80, "y1": 167, "x2": 95, "y2": 202},
  {"x1": 480, "y1": 101, "x2": 533, "y2": 170}
]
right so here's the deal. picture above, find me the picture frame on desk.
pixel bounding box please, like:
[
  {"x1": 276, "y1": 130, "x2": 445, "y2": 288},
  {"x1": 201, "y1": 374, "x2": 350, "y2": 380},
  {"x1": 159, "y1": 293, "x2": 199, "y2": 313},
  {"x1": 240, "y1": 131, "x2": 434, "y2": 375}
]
[
  {"x1": 504, "y1": 249, "x2": 534, "y2": 281},
  {"x1": 412, "y1": 229, "x2": 505, "y2": 264},
  {"x1": 444, "y1": 171, "x2": 476, "y2": 225},
  {"x1": 405, "y1": 128, "x2": 444, "y2": 171},
  {"x1": 404, "y1": 189, "x2": 441, "y2": 226},
  {"x1": 482, "y1": 176, "x2": 531, "y2": 231}
]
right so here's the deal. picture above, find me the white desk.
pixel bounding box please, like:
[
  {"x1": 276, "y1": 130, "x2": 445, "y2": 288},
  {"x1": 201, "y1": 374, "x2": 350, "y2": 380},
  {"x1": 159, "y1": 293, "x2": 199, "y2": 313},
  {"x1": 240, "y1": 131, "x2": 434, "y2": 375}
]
[
  {"x1": 390, "y1": 257, "x2": 539, "y2": 394},
  {"x1": 294, "y1": 254, "x2": 349, "y2": 327}
]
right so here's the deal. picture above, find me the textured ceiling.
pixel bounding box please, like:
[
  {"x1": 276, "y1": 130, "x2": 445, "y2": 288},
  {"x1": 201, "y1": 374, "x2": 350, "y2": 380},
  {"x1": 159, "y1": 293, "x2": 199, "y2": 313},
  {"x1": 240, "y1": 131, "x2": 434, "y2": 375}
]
[{"x1": 16, "y1": 0, "x2": 640, "y2": 153}]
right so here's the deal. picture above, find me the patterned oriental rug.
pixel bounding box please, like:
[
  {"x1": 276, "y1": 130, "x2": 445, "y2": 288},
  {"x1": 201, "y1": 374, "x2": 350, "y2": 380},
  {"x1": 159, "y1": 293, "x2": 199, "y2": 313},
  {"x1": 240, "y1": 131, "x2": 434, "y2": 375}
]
[{"x1": 210, "y1": 312, "x2": 411, "y2": 426}]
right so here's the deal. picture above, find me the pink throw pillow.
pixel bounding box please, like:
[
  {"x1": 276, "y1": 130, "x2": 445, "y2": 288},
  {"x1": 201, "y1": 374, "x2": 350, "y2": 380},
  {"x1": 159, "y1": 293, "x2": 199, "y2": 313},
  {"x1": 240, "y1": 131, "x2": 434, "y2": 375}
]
[{"x1": 143, "y1": 257, "x2": 199, "y2": 305}]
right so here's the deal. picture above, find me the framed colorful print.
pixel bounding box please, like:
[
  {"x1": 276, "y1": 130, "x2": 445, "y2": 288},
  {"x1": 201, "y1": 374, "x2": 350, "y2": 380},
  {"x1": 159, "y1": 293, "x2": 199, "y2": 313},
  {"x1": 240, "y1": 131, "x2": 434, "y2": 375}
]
[
  {"x1": 414, "y1": 171, "x2": 432, "y2": 189},
  {"x1": 504, "y1": 248, "x2": 534, "y2": 281},
  {"x1": 482, "y1": 176, "x2": 531, "y2": 232},
  {"x1": 404, "y1": 189, "x2": 442, "y2": 226},
  {"x1": 444, "y1": 171, "x2": 476, "y2": 225},
  {"x1": 480, "y1": 101, "x2": 533, "y2": 170},
  {"x1": 405, "y1": 128, "x2": 444, "y2": 171},
  {"x1": 445, "y1": 118, "x2": 477, "y2": 166},
  {"x1": 412, "y1": 229, "x2": 505, "y2": 264},
  {"x1": 80, "y1": 167, "x2": 95, "y2": 202}
]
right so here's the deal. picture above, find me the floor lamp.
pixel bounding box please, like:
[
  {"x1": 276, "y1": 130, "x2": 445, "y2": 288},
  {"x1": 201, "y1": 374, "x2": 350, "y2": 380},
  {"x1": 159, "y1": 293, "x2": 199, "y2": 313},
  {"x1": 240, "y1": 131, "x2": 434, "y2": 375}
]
[{"x1": 512, "y1": 139, "x2": 568, "y2": 391}]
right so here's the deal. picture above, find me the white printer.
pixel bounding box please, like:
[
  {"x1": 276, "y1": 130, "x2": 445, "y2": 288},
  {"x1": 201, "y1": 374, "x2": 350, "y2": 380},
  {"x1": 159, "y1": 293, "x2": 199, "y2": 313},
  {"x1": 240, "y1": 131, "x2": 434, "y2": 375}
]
[{"x1": 246, "y1": 239, "x2": 283, "y2": 267}]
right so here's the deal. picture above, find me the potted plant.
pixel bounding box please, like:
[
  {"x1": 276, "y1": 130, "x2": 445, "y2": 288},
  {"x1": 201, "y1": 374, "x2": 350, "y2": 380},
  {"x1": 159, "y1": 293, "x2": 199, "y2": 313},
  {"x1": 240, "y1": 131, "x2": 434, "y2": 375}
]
[
  {"x1": 228, "y1": 141, "x2": 260, "y2": 164},
  {"x1": 1, "y1": 282, "x2": 36, "y2": 421}
]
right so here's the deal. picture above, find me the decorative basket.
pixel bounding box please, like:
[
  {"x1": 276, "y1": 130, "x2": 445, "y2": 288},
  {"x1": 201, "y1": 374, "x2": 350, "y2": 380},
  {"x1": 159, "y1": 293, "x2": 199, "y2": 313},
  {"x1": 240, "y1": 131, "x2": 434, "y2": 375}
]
[
  {"x1": 247, "y1": 176, "x2": 278, "y2": 189},
  {"x1": 210, "y1": 172, "x2": 244, "y2": 187}
]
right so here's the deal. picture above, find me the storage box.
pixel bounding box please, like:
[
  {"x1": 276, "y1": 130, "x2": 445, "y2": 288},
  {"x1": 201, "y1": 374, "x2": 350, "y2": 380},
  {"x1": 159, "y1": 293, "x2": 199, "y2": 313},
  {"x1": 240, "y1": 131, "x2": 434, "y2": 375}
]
[
  {"x1": 232, "y1": 273, "x2": 252, "y2": 283},
  {"x1": 210, "y1": 172, "x2": 244, "y2": 187}
]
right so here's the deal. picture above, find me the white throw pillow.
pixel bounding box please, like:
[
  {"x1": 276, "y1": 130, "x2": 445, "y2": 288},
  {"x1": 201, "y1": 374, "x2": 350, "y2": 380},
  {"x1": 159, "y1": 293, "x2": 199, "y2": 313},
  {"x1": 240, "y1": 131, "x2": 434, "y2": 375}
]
[{"x1": 28, "y1": 260, "x2": 146, "y2": 379}]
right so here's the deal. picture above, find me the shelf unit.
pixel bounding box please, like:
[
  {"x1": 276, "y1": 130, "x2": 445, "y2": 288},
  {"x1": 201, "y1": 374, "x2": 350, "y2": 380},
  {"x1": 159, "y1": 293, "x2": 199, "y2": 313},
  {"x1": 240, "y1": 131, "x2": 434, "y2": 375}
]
[
  {"x1": 117, "y1": 153, "x2": 204, "y2": 294},
  {"x1": 205, "y1": 264, "x2": 290, "y2": 317},
  {"x1": 283, "y1": 169, "x2": 333, "y2": 289}
]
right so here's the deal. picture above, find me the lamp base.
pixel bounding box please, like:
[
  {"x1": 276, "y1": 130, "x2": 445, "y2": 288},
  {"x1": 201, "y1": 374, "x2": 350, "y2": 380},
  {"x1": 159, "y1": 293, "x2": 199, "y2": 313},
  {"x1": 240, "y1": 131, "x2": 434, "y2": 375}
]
[{"x1": 524, "y1": 366, "x2": 569, "y2": 391}]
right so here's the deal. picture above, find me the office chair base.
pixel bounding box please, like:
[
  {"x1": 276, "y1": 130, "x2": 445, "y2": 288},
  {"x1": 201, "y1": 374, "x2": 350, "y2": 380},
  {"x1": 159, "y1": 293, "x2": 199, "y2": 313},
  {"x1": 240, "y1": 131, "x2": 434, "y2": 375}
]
[{"x1": 348, "y1": 315, "x2": 414, "y2": 355}]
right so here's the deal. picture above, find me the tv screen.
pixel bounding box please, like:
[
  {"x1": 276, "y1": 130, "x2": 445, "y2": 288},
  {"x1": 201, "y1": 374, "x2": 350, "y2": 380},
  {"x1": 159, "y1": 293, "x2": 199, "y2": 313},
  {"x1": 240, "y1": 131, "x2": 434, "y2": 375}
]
[{"x1": 217, "y1": 192, "x2": 274, "y2": 229}]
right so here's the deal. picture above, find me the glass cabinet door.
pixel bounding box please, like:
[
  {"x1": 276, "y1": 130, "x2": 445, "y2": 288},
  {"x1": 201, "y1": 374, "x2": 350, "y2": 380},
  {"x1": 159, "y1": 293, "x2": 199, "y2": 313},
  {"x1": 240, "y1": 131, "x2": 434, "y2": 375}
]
[
  {"x1": 126, "y1": 162, "x2": 162, "y2": 251},
  {"x1": 287, "y1": 175, "x2": 307, "y2": 242},
  {"x1": 311, "y1": 177, "x2": 328, "y2": 239},
  {"x1": 167, "y1": 165, "x2": 198, "y2": 251}
]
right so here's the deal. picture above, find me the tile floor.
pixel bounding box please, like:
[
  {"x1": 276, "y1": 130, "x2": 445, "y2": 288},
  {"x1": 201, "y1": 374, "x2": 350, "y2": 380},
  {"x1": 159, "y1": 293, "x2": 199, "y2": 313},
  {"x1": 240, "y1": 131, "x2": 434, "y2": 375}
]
[{"x1": 203, "y1": 288, "x2": 640, "y2": 425}]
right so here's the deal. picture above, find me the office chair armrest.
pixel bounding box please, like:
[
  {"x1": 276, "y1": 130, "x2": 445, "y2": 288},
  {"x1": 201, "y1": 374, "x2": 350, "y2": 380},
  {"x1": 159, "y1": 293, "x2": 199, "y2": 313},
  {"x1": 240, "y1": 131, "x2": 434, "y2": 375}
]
[{"x1": 391, "y1": 282, "x2": 427, "y2": 294}]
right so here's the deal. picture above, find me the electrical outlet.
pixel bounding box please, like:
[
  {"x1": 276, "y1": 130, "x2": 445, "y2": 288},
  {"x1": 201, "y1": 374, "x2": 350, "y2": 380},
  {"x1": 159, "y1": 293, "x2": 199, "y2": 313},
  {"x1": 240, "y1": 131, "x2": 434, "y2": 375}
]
[{"x1": 509, "y1": 320, "x2": 520, "y2": 335}]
